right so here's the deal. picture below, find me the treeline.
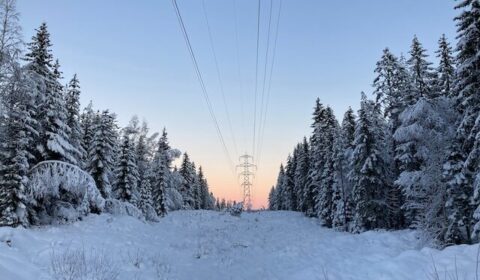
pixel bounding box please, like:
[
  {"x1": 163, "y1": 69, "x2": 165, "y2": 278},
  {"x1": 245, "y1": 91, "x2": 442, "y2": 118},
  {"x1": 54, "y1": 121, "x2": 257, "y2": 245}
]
[
  {"x1": 269, "y1": 0, "x2": 480, "y2": 247},
  {"x1": 0, "y1": 0, "x2": 216, "y2": 227}
]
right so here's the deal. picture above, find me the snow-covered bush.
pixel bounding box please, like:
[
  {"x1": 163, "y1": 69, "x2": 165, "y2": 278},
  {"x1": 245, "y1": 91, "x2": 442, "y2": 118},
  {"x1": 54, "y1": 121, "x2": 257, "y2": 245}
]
[
  {"x1": 50, "y1": 247, "x2": 119, "y2": 280},
  {"x1": 165, "y1": 187, "x2": 183, "y2": 211},
  {"x1": 26, "y1": 161, "x2": 105, "y2": 225},
  {"x1": 104, "y1": 199, "x2": 144, "y2": 221},
  {"x1": 141, "y1": 203, "x2": 159, "y2": 222},
  {"x1": 229, "y1": 202, "x2": 243, "y2": 217}
]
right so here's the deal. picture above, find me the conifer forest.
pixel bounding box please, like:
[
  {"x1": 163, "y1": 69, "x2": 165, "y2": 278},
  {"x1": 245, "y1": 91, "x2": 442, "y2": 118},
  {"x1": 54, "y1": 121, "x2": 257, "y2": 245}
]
[{"x1": 1, "y1": 1, "x2": 480, "y2": 279}]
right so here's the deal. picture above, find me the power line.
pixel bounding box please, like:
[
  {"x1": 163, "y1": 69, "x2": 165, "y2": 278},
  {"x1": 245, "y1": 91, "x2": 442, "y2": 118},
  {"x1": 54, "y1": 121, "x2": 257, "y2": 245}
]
[
  {"x1": 171, "y1": 0, "x2": 235, "y2": 173},
  {"x1": 256, "y1": 0, "x2": 283, "y2": 167},
  {"x1": 233, "y1": 0, "x2": 247, "y2": 153},
  {"x1": 256, "y1": 0, "x2": 273, "y2": 165},
  {"x1": 202, "y1": 0, "x2": 239, "y2": 158},
  {"x1": 252, "y1": 0, "x2": 261, "y2": 163}
]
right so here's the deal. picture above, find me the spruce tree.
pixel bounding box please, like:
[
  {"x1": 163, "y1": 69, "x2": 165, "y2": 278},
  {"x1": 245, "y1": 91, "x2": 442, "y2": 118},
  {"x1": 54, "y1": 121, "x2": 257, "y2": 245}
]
[
  {"x1": 191, "y1": 162, "x2": 200, "y2": 209},
  {"x1": 24, "y1": 24, "x2": 76, "y2": 164},
  {"x1": 294, "y1": 138, "x2": 310, "y2": 212},
  {"x1": 65, "y1": 74, "x2": 84, "y2": 163},
  {"x1": 24, "y1": 22, "x2": 52, "y2": 76},
  {"x1": 331, "y1": 110, "x2": 357, "y2": 230},
  {"x1": 149, "y1": 128, "x2": 170, "y2": 216},
  {"x1": 443, "y1": 146, "x2": 471, "y2": 244},
  {"x1": 179, "y1": 153, "x2": 196, "y2": 209},
  {"x1": 349, "y1": 93, "x2": 390, "y2": 232},
  {"x1": 372, "y1": 48, "x2": 411, "y2": 131},
  {"x1": 268, "y1": 186, "x2": 276, "y2": 210},
  {"x1": 331, "y1": 129, "x2": 349, "y2": 230},
  {"x1": 446, "y1": 0, "x2": 480, "y2": 243},
  {"x1": 275, "y1": 165, "x2": 286, "y2": 210},
  {"x1": 80, "y1": 101, "x2": 95, "y2": 169},
  {"x1": 342, "y1": 107, "x2": 356, "y2": 148},
  {"x1": 283, "y1": 154, "x2": 296, "y2": 211},
  {"x1": 315, "y1": 106, "x2": 338, "y2": 227},
  {"x1": 113, "y1": 133, "x2": 139, "y2": 204},
  {"x1": 0, "y1": 66, "x2": 37, "y2": 226},
  {"x1": 372, "y1": 49, "x2": 413, "y2": 229},
  {"x1": 137, "y1": 178, "x2": 153, "y2": 215},
  {"x1": 305, "y1": 98, "x2": 325, "y2": 216},
  {"x1": 435, "y1": 34, "x2": 455, "y2": 97},
  {"x1": 197, "y1": 167, "x2": 210, "y2": 209},
  {"x1": 407, "y1": 35, "x2": 435, "y2": 99},
  {"x1": 135, "y1": 121, "x2": 150, "y2": 188},
  {"x1": 87, "y1": 110, "x2": 117, "y2": 198}
]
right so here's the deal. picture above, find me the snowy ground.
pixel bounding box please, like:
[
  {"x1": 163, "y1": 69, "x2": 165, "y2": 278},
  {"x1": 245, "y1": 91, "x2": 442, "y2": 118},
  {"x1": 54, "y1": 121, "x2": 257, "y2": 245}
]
[{"x1": 0, "y1": 211, "x2": 478, "y2": 280}]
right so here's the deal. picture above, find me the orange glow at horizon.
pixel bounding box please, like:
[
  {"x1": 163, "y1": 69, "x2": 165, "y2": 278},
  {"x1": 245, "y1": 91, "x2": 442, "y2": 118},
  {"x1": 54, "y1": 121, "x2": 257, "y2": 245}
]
[{"x1": 172, "y1": 157, "x2": 279, "y2": 210}]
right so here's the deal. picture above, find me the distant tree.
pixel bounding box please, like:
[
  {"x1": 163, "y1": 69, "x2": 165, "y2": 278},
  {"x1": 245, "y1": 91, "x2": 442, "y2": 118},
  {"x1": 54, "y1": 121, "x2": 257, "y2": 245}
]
[
  {"x1": 268, "y1": 186, "x2": 276, "y2": 210},
  {"x1": 179, "y1": 153, "x2": 196, "y2": 209},
  {"x1": 435, "y1": 34, "x2": 455, "y2": 97},
  {"x1": 283, "y1": 154, "x2": 296, "y2": 211},
  {"x1": 407, "y1": 35, "x2": 435, "y2": 99},
  {"x1": 294, "y1": 138, "x2": 309, "y2": 212},
  {"x1": 275, "y1": 165, "x2": 286, "y2": 210}
]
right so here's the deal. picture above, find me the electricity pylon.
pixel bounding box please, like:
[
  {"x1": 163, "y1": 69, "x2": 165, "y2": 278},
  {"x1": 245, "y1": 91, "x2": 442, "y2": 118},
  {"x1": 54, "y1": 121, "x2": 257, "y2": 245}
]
[{"x1": 237, "y1": 154, "x2": 256, "y2": 211}]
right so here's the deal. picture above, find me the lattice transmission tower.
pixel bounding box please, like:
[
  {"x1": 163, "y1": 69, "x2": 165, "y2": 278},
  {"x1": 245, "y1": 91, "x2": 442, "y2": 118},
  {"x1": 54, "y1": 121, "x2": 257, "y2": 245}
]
[{"x1": 237, "y1": 154, "x2": 256, "y2": 210}]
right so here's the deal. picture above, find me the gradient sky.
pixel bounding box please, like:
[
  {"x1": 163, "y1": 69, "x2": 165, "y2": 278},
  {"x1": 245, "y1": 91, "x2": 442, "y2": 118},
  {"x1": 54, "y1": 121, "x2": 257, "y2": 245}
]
[{"x1": 17, "y1": 0, "x2": 457, "y2": 208}]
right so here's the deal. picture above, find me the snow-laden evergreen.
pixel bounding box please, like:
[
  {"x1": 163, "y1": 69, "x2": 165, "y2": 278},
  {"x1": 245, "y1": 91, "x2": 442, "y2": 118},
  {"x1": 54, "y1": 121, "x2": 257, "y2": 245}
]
[
  {"x1": 349, "y1": 93, "x2": 391, "y2": 231},
  {"x1": 315, "y1": 106, "x2": 338, "y2": 227},
  {"x1": 0, "y1": 67, "x2": 37, "y2": 226},
  {"x1": 331, "y1": 110, "x2": 356, "y2": 230},
  {"x1": 113, "y1": 133, "x2": 140, "y2": 204},
  {"x1": 304, "y1": 99, "x2": 325, "y2": 216},
  {"x1": 65, "y1": 74, "x2": 84, "y2": 163},
  {"x1": 407, "y1": 35, "x2": 435, "y2": 99},
  {"x1": 394, "y1": 96, "x2": 456, "y2": 244},
  {"x1": 454, "y1": 0, "x2": 480, "y2": 243},
  {"x1": 87, "y1": 110, "x2": 118, "y2": 199},
  {"x1": 24, "y1": 24, "x2": 77, "y2": 165},
  {"x1": 294, "y1": 138, "x2": 309, "y2": 212},
  {"x1": 148, "y1": 129, "x2": 171, "y2": 216},
  {"x1": 435, "y1": 34, "x2": 455, "y2": 97},
  {"x1": 79, "y1": 101, "x2": 95, "y2": 168}
]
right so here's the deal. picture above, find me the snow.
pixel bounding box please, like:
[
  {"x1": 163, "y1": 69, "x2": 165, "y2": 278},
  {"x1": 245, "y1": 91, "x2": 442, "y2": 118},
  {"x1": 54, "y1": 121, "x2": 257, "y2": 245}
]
[{"x1": 0, "y1": 210, "x2": 478, "y2": 280}]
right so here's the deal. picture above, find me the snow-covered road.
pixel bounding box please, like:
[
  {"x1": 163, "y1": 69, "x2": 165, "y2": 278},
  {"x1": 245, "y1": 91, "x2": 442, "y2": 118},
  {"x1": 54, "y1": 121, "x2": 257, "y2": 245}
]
[{"x1": 0, "y1": 211, "x2": 478, "y2": 279}]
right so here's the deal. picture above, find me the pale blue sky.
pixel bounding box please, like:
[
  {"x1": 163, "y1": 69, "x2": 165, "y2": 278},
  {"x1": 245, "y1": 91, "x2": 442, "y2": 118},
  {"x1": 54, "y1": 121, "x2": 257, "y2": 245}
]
[{"x1": 17, "y1": 0, "x2": 457, "y2": 207}]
